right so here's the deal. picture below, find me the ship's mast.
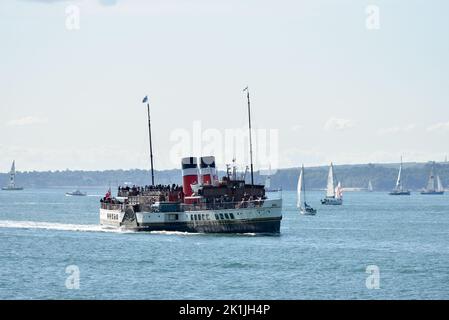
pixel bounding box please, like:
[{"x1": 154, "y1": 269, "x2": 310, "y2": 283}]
[
  {"x1": 143, "y1": 96, "x2": 155, "y2": 186},
  {"x1": 244, "y1": 86, "x2": 254, "y2": 185}
]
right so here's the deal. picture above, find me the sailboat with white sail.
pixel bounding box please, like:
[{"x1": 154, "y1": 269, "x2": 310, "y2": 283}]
[
  {"x1": 297, "y1": 165, "x2": 316, "y2": 215},
  {"x1": 2, "y1": 161, "x2": 23, "y2": 191},
  {"x1": 389, "y1": 157, "x2": 410, "y2": 195},
  {"x1": 367, "y1": 180, "x2": 374, "y2": 192},
  {"x1": 421, "y1": 163, "x2": 444, "y2": 195},
  {"x1": 321, "y1": 162, "x2": 343, "y2": 205}
]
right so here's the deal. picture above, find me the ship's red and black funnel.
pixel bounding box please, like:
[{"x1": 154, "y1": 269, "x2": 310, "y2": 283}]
[
  {"x1": 182, "y1": 157, "x2": 198, "y2": 197},
  {"x1": 200, "y1": 156, "x2": 217, "y2": 186}
]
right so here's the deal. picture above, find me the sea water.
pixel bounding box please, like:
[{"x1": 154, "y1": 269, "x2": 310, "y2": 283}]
[{"x1": 0, "y1": 187, "x2": 448, "y2": 299}]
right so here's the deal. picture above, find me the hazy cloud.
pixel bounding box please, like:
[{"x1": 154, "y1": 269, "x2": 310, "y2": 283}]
[
  {"x1": 21, "y1": 0, "x2": 118, "y2": 5},
  {"x1": 7, "y1": 116, "x2": 48, "y2": 126},
  {"x1": 290, "y1": 124, "x2": 303, "y2": 132},
  {"x1": 377, "y1": 124, "x2": 416, "y2": 135},
  {"x1": 324, "y1": 117, "x2": 355, "y2": 131},
  {"x1": 426, "y1": 121, "x2": 449, "y2": 132}
]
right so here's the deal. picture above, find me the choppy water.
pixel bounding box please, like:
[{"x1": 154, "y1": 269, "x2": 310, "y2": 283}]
[{"x1": 0, "y1": 187, "x2": 448, "y2": 299}]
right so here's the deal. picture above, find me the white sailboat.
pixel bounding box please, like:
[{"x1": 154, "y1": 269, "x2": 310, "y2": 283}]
[
  {"x1": 437, "y1": 176, "x2": 444, "y2": 193},
  {"x1": 421, "y1": 163, "x2": 444, "y2": 195},
  {"x1": 2, "y1": 161, "x2": 23, "y2": 191},
  {"x1": 389, "y1": 157, "x2": 410, "y2": 195},
  {"x1": 297, "y1": 165, "x2": 316, "y2": 215},
  {"x1": 367, "y1": 180, "x2": 374, "y2": 192},
  {"x1": 321, "y1": 162, "x2": 343, "y2": 205}
]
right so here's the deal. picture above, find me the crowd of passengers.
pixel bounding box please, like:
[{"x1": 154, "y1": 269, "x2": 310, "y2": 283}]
[{"x1": 118, "y1": 184, "x2": 183, "y2": 196}]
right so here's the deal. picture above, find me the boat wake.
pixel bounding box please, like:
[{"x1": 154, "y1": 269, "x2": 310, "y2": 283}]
[
  {"x1": 0, "y1": 220, "x2": 201, "y2": 236},
  {"x1": 0, "y1": 221, "x2": 263, "y2": 237},
  {"x1": 148, "y1": 230, "x2": 203, "y2": 236},
  {"x1": 0, "y1": 220, "x2": 127, "y2": 233}
]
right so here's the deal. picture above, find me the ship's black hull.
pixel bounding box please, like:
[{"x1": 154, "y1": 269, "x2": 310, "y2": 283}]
[{"x1": 122, "y1": 217, "x2": 282, "y2": 234}]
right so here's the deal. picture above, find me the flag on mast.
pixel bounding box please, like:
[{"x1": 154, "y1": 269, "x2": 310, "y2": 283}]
[{"x1": 142, "y1": 95, "x2": 148, "y2": 103}]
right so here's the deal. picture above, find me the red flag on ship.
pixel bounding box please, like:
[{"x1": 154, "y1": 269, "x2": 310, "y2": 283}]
[{"x1": 105, "y1": 188, "x2": 111, "y2": 200}]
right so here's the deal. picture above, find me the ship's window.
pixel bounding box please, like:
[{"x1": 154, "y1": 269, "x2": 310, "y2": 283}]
[
  {"x1": 198, "y1": 214, "x2": 201, "y2": 220},
  {"x1": 191, "y1": 215, "x2": 194, "y2": 221},
  {"x1": 202, "y1": 214, "x2": 206, "y2": 220},
  {"x1": 206, "y1": 214, "x2": 210, "y2": 220},
  {"x1": 219, "y1": 213, "x2": 224, "y2": 220},
  {"x1": 168, "y1": 214, "x2": 178, "y2": 221},
  {"x1": 194, "y1": 215, "x2": 198, "y2": 221},
  {"x1": 230, "y1": 213, "x2": 235, "y2": 219},
  {"x1": 224, "y1": 213, "x2": 230, "y2": 219},
  {"x1": 215, "y1": 214, "x2": 219, "y2": 220}
]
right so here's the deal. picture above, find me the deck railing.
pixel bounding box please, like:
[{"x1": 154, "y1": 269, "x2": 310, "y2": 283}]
[
  {"x1": 100, "y1": 203, "x2": 124, "y2": 211},
  {"x1": 181, "y1": 199, "x2": 271, "y2": 212},
  {"x1": 101, "y1": 199, "x2": 280, "y2": 213}
]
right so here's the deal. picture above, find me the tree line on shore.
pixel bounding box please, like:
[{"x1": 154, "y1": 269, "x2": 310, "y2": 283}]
[{"x1": 1, "y1": 162, "x2": 448, "y2": 191}]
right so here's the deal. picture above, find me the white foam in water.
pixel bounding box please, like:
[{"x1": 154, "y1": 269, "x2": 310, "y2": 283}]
[
  {"x1": 0, "y1": 220, "x2": 202, "y2": 235},
  {"x1": 0, "y1": 220, "x2": 127, "y2": 233},
  {"x1": 148, "y1": 230, "x2": 202, "y2": 236}
]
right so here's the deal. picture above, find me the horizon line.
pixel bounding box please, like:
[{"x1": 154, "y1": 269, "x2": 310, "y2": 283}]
[{"x1": 2, "y1": 159, "x2": 448, "y2": 174}]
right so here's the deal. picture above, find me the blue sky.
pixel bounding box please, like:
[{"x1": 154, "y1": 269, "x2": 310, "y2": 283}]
[{"x1": 1, "y1": 0, "x2": 448, "y2": 171}]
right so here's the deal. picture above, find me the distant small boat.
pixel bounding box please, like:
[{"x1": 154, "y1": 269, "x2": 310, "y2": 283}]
[
  {"x1": 1, "y1": 161, "x2": 23, "y2": 191},
  {"x1": 297, "y1": 165, "x2": 316, "y2": 215},
  {"x1": 66, "y1": 189, "x2": 87, "y2": 196},
  {"x1": 321, "y1": 162, "x2": 343, "y2": 205},
  {"x1": 389, "y1": 157, "x2": 410, "y2": 195},
  {"x1": 367, "y1": 180, "x2": 374, "y2": 192},
  {"x1": 421, "y1": 163, "x2": 444, "y2": 195}
]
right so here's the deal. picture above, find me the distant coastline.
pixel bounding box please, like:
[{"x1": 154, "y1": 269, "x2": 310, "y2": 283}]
[{"x1": 2, "y1": 161, "x2": 448, "y2": 191}]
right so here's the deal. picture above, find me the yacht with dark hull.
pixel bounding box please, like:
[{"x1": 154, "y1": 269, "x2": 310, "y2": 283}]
[
  {"x1": 389, "y1": 157, "x2": 411, "y2": 195},
  {"x1": 297, "y1": 165, "x2": 316, "y2": 215}
]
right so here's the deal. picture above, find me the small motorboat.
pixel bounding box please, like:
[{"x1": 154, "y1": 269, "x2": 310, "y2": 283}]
[{"x1": 66, "y1": 189, "x2": 87, "y2": 196}]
